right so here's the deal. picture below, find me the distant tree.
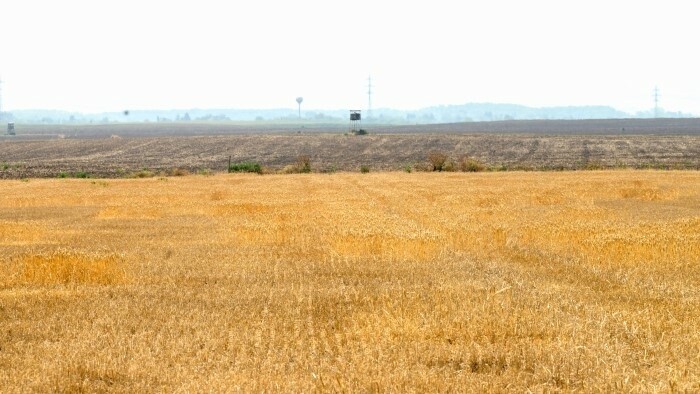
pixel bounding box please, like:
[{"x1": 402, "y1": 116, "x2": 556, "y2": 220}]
[
  {"x1": 296, "y1": 155, "x2": 311, "y2": 173},
  {"x1": 428, "y1": 151, "x2": 448, "y2": 172}
]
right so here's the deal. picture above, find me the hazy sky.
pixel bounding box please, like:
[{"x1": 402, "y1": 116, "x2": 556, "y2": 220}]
[{"x1": 1, "y1": 0, "x2": 698, "y2": 114}]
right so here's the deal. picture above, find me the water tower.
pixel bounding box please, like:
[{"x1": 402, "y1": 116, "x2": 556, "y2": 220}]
[
  {"x1": 296, "y1": 97, "x2": 303, "y2": 118},
  {"x1": 349, "y1": 110, "x2": 361, "y2": 134}
]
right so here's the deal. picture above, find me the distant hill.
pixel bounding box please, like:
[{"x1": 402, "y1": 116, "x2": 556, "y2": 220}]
[{"x1": 2, "y1": 103, "x2": 695, "y2": 124}]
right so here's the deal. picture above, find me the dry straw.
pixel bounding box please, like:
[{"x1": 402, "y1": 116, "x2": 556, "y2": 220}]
[
  {"x1": 0, "y1": 171, "x2": 698, "y2": 391},
  {"x1": 3, "y1": 249, "x2": 126, "y2": 287}
]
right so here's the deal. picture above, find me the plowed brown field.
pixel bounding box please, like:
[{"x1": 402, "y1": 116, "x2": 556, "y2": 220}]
[{"x1": 1, "y1": 133, "x2": 698, "y2": 178}]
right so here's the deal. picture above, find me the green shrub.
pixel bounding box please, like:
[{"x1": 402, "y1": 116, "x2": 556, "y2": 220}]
[
  {"x1": 132, "y1": 169, "x2": 155, "y2": 178},
  {"x1": 321, "y1": 165, "x2": 338, "y2": 174},
  {"x1": 356, "y1": 129, "x2": 368, "y2": 135},
  {"x1": 281, "y1": 156, "x2": 313, "y2": 174},
  {"x1": 360, "y1": 165, "x2": 370, "y2": 173},
  {"x1": 459, "y1": 156, "x2": 486, "y2": 172},
  {"x1": 74, "y1": 171, "x2": 90, "y2": 179},
  {"x1": 229, "y1": 162, "x2": 262, "y2": 174},
  {"x1": 57, "y1": 172, "x2": 69, "y2": 178},
  {"x1": 443, "y1": 160, "x2": 457, "y2": 172}
]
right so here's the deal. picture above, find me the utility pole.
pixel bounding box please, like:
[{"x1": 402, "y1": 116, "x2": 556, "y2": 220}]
[
  {"x1": 654, "y1": 86, "x2": 660, "y2": 118},
  {"x1": 367, "y1": 75, "x2": 373, "y2": 120}
]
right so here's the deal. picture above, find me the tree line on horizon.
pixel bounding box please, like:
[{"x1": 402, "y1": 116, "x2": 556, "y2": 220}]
[{"x1": 2, "y1": 103, "x2": 694, "y2": 124}]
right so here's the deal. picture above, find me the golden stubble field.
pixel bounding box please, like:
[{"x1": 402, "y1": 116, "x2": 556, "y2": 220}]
[{"x1": 0, "y1": 171, "x2": 698, "y2": 391}]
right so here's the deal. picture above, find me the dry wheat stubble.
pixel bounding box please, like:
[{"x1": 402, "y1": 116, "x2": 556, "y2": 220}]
[{"x1": 0, "y1": 171, "x2": 698, "y2": 391}]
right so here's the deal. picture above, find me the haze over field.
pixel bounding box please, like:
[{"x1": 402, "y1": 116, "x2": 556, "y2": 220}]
[{"x1": 1, "y1": 0, "x2": 698, "y2": 115}]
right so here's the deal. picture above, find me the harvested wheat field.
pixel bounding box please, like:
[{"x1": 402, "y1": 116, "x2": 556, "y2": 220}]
[{"x1": 0, "y1": 171, "x2": 698, "y2": 391}]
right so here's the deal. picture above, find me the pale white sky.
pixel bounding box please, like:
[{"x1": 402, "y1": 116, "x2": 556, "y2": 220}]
[{"x1": 0, "y1": 0, "x2": 698, "y2": 114}]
